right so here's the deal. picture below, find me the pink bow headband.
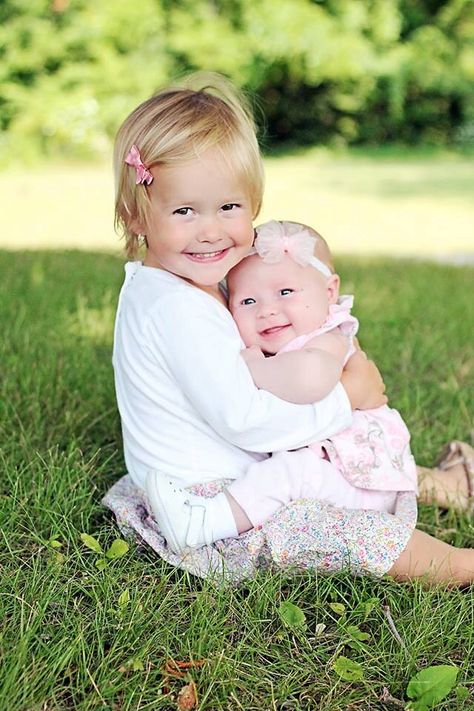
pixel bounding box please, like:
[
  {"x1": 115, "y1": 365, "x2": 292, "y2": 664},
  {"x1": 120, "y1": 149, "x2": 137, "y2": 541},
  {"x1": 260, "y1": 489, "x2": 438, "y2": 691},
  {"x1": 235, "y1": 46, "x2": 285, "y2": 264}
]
[
  {"x1": 249, "y1": 220, "x2": 332, "y2": 277},
  {"x1": 125, "y1": 144, "x2": 154, "y2": 186}
]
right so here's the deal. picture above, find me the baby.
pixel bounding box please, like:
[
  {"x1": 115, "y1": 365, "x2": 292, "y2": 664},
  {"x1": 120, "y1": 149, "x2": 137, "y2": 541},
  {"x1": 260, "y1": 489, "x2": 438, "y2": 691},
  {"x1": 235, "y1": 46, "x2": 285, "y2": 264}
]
[{"x1": 148, "y1": 220, "x2": 418, "y2": 554}]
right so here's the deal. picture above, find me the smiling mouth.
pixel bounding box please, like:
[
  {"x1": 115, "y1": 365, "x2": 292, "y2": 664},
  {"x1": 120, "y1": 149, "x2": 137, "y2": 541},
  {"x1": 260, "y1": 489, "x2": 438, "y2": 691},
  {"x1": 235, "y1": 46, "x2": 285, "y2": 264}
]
[
  {"x1": 259, "y1": 325, "x2": 290, "y2": 337},
  {"x1": 185, "y1": 248, "x2": 230, "y2": 262}
]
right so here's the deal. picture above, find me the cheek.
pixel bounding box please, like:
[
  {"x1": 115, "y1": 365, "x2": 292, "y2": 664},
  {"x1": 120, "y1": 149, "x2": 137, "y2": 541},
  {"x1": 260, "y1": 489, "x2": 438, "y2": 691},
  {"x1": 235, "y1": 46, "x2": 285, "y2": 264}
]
[
  {"x1": 236, "y1": 220, "x2": 254, "y2": 243},
  {"x1": 312, "y1": 302, "x2": 328, "y2": 324},
  {"x1": 295, "y1": 302, "x2": 326, "y2": 330},
  {"x1": 235, "y1": 313, "x2": 255, "y2": 344}
]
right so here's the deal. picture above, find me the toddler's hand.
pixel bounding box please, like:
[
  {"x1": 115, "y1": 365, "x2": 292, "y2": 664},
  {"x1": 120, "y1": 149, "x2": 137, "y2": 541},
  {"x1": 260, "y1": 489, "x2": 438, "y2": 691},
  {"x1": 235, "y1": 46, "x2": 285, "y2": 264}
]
[
  {"x1": 340, "y1": 350, "x2": 388, "y2": 410},
  {"x1": 241, "y1": 345, "x2": 265, "y2": 365}
]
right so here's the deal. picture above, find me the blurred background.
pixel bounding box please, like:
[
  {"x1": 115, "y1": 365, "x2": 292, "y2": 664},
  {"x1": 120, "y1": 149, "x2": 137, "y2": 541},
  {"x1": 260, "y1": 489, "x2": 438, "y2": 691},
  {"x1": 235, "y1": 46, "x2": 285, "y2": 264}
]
[{"x1": 1, "y1": 0, "x2": 473, "y2": 261}]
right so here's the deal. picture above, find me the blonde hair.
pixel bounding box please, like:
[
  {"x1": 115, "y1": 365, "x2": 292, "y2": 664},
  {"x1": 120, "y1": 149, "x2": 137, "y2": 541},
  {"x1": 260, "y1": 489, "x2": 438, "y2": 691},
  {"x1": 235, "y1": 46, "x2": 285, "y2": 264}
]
[{"x1": 114, "y1": 72, "x2": 265, "y2": 258}]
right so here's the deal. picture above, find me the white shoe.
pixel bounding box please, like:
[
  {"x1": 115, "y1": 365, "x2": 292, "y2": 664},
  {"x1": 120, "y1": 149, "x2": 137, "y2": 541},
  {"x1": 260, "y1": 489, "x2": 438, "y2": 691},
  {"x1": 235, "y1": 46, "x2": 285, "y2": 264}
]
[{"x1": 146, "y1": 473, "x2": 210, "y2": 555}]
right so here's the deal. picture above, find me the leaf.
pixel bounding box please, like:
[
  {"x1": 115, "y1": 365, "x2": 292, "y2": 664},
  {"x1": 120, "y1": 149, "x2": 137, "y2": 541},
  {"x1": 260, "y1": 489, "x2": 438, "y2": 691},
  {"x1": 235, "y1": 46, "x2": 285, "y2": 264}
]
[
  {"x1": 315, "y1": 623, "x2": 327, "y2": 635},
  {"x1": 177, "y1": 681, "x2": 198, "y2": 710},
  {"x1": 355, "y1": 597, "x2": 380, "y2": 620},
  {"x1": 455, "y1": 686, "x2": 469, "y2": 702},
  {"x1": 119, "y1": 657, "x2": 144, "y2": 672},
  {"x1": 49, "y1": 538, "x2": 63, "y2": 549},
  {"x1": 346, "y1": 624, "x2": 370, "y2": 641},
  {"x1": 95, "y1": 558, "x2": 108, "y2": 571},
  {"x1": 278, "y1": 601, "x2": 307, "y2": 630},
  {"x1": 118, "y1": 589, "x2": 130, "y2": 607},
  {"x1": 406, "y1": 665, "x2": 459, "y2": 710},
  {"x1": 329, "y1": 602, "x2": 346, "y2": 616},
  {"x1": 80, "y1": 533, "x2": 103, "y2": 554},
  {"x1": 333, "y1": 656, "x2": 364, "y2": 681},
  {"x1": 106, "y1": 539, "x2": 129, "y2": 559},
  {"x1": 48, "y1": 551, "x2": 65, "y2": 566}
]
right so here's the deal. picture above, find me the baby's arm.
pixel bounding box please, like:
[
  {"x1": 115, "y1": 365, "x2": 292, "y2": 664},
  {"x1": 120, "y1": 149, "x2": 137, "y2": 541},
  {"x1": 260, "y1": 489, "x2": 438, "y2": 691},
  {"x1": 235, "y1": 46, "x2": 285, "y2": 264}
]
[
  {"x1": 155, "y1": 291, "x2": 352, "y2": 452},
  {"x1": 242, "y1": 331, "x2": 350, "y2": 404}
]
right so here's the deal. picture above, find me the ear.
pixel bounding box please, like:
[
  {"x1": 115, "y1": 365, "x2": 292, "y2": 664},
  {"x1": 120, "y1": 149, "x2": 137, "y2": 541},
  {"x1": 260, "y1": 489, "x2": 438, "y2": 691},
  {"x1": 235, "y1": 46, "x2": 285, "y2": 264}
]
[
  {"x1": 326, "y1": 274, "x2": 340, "y2": 304},
  {"x1": 129, "y1": 217, "x2": 146, "y2": 236}
]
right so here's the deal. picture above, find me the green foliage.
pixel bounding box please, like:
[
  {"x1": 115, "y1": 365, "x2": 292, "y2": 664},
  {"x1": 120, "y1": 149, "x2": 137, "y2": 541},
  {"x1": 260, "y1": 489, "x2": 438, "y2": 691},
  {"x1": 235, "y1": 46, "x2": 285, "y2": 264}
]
[
  {"x1": 329, "y1": 602, "x2": 346, "y2": 616},
  {"x1": 278, "y1": 600, "x2": 307, "y2": 630},
  {"x1": 406, "y1": 665, "x2": 459, "y2": 710},
  {"x1": 80, "y1": 532, "x2": 103, "y2": 554},
  {"x1": 333, "y1": 656, "x2": 365, "y2": 681},
  {"x1": 106, "y1": 538, "x2": 129, "y2": 560},
  {"x1": 80, "y1": 531, "x2": 130, "y2": 570},
  {"x1": 1, "y1": 0, "x2": 473, "y2": 161}
]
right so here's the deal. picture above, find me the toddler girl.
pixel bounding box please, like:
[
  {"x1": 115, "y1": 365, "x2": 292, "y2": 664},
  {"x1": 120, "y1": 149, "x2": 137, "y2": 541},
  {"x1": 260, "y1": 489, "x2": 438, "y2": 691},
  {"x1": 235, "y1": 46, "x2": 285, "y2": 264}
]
[
  {"x1": 111, "y1": 71, "x2": 474, "y2": 586},
  {"x1": 148, "y1": 219, "x2": 418, "y2": 548}
]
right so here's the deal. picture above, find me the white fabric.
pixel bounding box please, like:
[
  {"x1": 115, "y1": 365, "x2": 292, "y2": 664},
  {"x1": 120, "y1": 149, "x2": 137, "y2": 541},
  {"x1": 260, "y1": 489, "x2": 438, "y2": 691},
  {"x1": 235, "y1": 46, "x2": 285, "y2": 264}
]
[
  {"x1": 308, "y1": 256, "x2": 332, "y2": 277},
  {"x1": 113, "y1": 262, "x2": 352, "y2": 489}
]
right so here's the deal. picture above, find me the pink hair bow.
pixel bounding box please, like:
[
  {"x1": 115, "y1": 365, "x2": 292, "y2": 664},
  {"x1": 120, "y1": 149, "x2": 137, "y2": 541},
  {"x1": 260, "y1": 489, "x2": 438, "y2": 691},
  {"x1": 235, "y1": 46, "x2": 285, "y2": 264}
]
[
  {"x1": 251, "y1": 220, "x2": 332, "y2": 276},
  {"x1": 125, "y1": 144, "x2": 154, "y2": 186},
  {"x1": 254, "y1": 220, "x2": 315, "y2": 266}
]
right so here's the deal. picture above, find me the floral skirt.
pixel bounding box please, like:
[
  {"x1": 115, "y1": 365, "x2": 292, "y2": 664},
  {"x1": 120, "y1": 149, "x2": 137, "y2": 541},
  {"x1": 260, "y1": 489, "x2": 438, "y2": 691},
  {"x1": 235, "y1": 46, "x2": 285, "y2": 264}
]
[
  {"x1": 102, "y1": 475, "x2": 417, "y2": 584},
  {"x1": 102, "y1": 476, "x2": 417, "y2": 583}
]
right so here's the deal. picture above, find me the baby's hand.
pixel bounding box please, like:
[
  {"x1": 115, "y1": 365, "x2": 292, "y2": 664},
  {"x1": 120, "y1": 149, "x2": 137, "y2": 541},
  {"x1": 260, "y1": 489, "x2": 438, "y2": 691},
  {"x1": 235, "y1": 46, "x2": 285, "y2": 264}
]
[{"x1": 241, "y1": 345, "x2": 265, "y2": 364}]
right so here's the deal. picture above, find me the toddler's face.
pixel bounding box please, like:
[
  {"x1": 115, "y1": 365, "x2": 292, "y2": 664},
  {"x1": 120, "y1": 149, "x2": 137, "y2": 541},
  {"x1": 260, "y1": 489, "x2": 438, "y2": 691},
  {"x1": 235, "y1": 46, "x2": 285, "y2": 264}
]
[
  {"x1": 135, "y1": 148, "x2": 254, "y2": 297},
  {"x1": 228, "y1": 254, "x2": 339, "y2": 354}
]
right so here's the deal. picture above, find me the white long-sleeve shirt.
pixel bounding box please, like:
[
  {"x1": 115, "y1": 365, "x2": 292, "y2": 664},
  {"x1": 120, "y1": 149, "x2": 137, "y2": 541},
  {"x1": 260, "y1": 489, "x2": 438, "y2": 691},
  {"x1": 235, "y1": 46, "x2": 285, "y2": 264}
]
[{"x1": 112, "y1": 262, "x2": 352, "y2": 489}]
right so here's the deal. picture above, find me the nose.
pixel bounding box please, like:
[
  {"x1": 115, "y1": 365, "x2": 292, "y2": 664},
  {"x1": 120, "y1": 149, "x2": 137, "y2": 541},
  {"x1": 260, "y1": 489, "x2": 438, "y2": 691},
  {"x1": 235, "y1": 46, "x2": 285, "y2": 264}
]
[
  {"x1": 257, "y1": 299, "x2": 278, "y2": 319},
  {"x1": 197, "y1": 216, "x2": 223, "y2": 243}
]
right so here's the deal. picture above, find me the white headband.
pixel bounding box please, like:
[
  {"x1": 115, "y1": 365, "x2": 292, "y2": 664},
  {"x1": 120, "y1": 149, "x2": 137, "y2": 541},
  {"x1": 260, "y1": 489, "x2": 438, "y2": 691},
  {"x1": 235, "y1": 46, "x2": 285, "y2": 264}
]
[{"x1": 248, "y1": 220, "x2": 332, "y2": 278}]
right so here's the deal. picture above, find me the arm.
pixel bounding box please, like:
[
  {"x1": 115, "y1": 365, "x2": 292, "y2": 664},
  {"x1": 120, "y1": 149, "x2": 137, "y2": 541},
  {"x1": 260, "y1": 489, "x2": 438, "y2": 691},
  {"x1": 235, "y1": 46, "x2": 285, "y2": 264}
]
[
  {"x1": 153, "y1": 292, "x2": 352, "y2": 451},
  {"x1": 340, "y1": 349, "x2": 388, "y2": 410},
  {"x1": 241, "y1": 332, "x2": 349, "y2": 404}
]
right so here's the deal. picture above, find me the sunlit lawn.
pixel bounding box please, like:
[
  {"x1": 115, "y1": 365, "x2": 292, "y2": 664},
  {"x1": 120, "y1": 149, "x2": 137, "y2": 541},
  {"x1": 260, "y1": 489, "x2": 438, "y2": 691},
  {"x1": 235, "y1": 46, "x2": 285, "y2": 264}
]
[
  {"x1": 1, "y1": 249, "x2": 473, "y2": 710},
  {"x1": 2, "y1": 145, "x2": 474, "y2": 708},
  {"x1": 2, "y1": 146, "x2": 474, "y2": 261}
]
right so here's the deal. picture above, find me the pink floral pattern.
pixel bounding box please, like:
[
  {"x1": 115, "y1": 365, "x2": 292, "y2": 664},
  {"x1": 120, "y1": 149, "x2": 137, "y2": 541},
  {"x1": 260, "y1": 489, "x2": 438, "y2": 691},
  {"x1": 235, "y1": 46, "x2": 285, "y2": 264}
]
[
  {"x1": 315, "y1": 407, "x2": 417, "y2": 492},
  {"x1": 102, "y1": 295, "x2": 419, "y2": 582},
  {"x1": 283, "y1": 295, "x2": 418, "y2": 494},
  {"x1": 102, "y1": 476, "x2": 417, "y2": 583}
]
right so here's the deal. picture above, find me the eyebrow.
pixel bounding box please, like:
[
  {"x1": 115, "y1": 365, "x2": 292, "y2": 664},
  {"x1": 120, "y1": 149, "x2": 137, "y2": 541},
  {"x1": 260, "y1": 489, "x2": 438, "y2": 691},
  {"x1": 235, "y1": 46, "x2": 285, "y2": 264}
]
[{"x1": 165, "y1": 193, "x2": 249, "y2": 207}]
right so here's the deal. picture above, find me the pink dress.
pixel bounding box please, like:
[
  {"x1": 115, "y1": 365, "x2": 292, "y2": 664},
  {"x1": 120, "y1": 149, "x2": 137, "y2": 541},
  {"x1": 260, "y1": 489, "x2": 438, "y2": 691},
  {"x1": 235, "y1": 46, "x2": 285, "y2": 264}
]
[{"x1": 279, "y1": 295, "x2": 418, "y2": 494}]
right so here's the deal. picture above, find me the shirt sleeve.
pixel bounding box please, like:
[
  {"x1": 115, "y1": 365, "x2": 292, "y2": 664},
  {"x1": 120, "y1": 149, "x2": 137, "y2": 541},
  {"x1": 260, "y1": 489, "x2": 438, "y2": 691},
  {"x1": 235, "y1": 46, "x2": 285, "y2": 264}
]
[{"x1": 147, "y1": 290, "x2": 352, "y2": 452}]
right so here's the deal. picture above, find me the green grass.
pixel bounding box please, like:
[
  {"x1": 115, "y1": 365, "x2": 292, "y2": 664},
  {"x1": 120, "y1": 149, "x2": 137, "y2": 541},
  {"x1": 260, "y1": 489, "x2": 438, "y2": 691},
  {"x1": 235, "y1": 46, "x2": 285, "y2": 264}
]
[
  {"x1": 1, "y1": 147, "x2": 474, "y2": 261},
  {"x1": 1, "y1": 249, "x2": 473, "y2": 709}
]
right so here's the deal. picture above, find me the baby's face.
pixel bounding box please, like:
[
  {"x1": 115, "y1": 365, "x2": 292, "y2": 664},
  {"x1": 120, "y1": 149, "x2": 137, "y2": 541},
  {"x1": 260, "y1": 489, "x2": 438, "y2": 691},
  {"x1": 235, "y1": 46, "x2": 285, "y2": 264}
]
[{"x1": 228, "y1": 254, "x2": 338, "y2": 354}]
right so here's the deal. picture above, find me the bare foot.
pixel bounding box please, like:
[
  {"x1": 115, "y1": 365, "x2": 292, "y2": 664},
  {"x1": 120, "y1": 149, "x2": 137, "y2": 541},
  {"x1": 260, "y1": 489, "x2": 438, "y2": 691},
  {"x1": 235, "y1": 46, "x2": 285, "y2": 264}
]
[{"x1": 418, "y1": 463, "x2": 469, "y2": 509}]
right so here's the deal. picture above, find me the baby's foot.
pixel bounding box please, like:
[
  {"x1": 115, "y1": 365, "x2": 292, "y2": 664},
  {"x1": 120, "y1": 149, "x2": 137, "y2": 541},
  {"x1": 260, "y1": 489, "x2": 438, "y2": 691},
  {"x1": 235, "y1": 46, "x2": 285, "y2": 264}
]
[
  {"x1": 418, "y1": 464, "x2": 470, "y2": 509},
  {"x1": 417, "y1": 441, "x2": 474, "y2": 510},
  {"x1": 146, "y1": 473, "x2": 210, "y2": 554}
]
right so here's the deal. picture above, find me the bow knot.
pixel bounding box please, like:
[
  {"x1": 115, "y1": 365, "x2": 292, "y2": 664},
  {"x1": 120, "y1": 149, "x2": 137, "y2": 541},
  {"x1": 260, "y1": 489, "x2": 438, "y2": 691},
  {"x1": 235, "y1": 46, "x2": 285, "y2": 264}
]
[
  {"x1": 253, "y1": 220, "x2": 316, "y2": 267},
  {"x1": 248, "y1": 220, "x2": 332, "y2": 277},
  {"x1": 125, "y1": 144, "x2": 154, "y2": 186}
]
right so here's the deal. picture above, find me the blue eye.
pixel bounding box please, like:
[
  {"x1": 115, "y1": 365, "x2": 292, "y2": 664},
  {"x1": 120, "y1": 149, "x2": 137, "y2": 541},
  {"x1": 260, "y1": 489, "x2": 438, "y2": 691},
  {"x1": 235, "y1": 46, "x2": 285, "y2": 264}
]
[
  {"x1": 241, "y1": 297, "x2": 256, "y2": 306},
  {"x1": 280, "y1": 288, "x2": 294, "y2": 296},
  {"x1": 173, "y1": 207, "x2": 192, "y2": 215}
]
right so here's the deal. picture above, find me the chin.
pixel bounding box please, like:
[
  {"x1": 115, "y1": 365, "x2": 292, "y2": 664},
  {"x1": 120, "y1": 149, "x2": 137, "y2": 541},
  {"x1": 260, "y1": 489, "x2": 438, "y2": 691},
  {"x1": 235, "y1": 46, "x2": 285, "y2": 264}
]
[{"x1": 192, "y1": 273, "x2": 226, "y2": 287}]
